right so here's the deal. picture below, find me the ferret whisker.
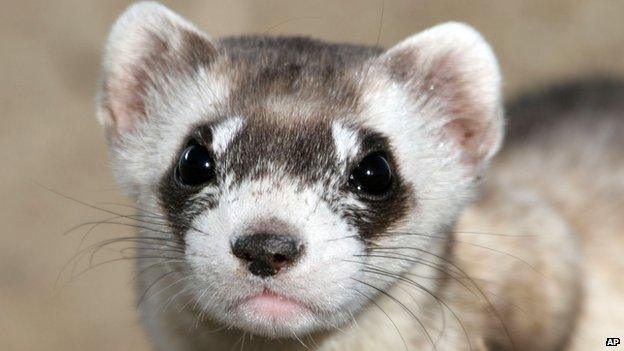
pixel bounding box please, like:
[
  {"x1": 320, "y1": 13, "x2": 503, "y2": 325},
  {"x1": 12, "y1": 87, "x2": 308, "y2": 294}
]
[
  {"x1": 191, "y1": 287, "x2": 209, "y2": 313},
  {"x1": 323, "y1": 234, "x2": 360, "y2": 243},
  {"x1": 82, "y1": 241, "x2": 180, "y2": 278},
  {"x1": 66, "y1": 219, "x2": 173, "y2": 253},
  {"x1": 364, "y1": 249, "x2": 464, "y2": 280},
  {"x1": 38, "y1": 183, "x2": 171, "y2": 228},
  {"x1": 291, "y1": 330, "x2": 310, "y2": 350},
  {"x1": 451, "y1": 230, "x2": 537, "y2": 238},
  {"x1": 392, "y1": 282, "x2": 449, "y2": 344},
  {"x1": 56, "y1": 255, "x2": 181, "y2": 293},
  {"x1": 73, "y1": 235, "x2": 185, "y2": 253},
  {"x1": 85, "y1": 255, "x2": 183, "y2": 277},
  {"x1": 118, "y1": 246, "x2": 185, "y2": 257},
  {"x1": 138, "y1": 270, "x2": 192, "y2": 308},
  {"x1": 62, "y1": 213, "x2": 174, "y2": 259},
  {"x1": 387, "y1": 228, "x2": 537, "y2": 239},
  {"x1": 334, "y1": 282, "x2": 360, "y2": 330},
  {"x1": 380, "y1": 232, "x2": 544, "y2": 277},
  {"x1": 351, "y1": 286, "x2": 409, "y2": 351},
  {"x1": 202, "y1": 318, "x2": 229, "y2": 333},
  {"x1": 373, "y1": 245, "x2": 516, "y2": 349},
  {"x1": 375, "y1": 0, "x2": 385, "y2": 47},
  {"x1": 41, "y1": 184, "x2": 211, "y2": 236},
  {"x1": 66, "y1": 235, "x2": 184, "y2": 270},
  {"x1": 132, "y1": 258, "x2": 187, "y2": 283},
  {"x1": 353, "y1": 278, "x2": 436, "y2": 351},
  {"x1": 349, "y1": 254, "x2": 478, "y2": 298},
  {"x1": 57, "y1": 235, "x2": 185, "y2": 288},
  {"x1": 305, "y1": 333, "x2": 320, "y2": 349},
  {"x1": 361, "y1": 265, "x2": 473, "y2": 351},
  {"x1": 178, "y1": 286, "x2": 202, "y2": 314},
  {"x1": 96, "y1": 202, "x2": 168, "y2": 220},
  {"x1": 159, "y1": 283, "x2": 194, "y2": 315},
  {"x1": 262, "y1": 16, "x2": 321, "y2": 34},
  {"x1": 240, "y1": 331, "x2": 248, "y2": 351},
  {"x1": 353, "y1": 252, "x2": 463, "y2": 279}
]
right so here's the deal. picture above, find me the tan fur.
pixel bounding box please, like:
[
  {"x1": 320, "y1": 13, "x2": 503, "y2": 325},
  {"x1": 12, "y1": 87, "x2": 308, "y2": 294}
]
[{"x1": 490, "y1": 111, "x2": 624, "y2": 350}]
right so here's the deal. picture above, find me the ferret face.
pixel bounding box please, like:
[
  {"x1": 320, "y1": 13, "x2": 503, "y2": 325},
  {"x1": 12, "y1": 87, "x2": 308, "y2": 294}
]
[
  {"x1": 96, "y1": 3, "x2": 503, "y2": 338},
  {"x1": 159, "y1": 116, "x2": 412, "y2": 336}
]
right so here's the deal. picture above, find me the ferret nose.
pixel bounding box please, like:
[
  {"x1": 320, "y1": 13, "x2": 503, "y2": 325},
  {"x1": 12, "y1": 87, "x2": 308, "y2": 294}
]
[{"x1": 231, "y1": 233, "x2": 304, "y2": 277}]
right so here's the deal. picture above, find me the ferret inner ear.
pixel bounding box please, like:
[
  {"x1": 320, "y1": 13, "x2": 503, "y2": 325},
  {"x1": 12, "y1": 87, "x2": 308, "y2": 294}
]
[
  {"x1": 380, "y1": 22, "x2": 504, "y2": 167},
  {"x1": 96, "y1": 2, "x2": 216, "y2": 138}
]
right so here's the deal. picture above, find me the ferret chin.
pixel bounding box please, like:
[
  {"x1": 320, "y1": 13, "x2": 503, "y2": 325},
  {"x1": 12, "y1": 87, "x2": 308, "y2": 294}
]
[
  {"x1": 94, "y1": 2, "x2": 624, "y2": 351},
  {"x1": 228, "y1": 289, "x2": 321, "y2": 337}
]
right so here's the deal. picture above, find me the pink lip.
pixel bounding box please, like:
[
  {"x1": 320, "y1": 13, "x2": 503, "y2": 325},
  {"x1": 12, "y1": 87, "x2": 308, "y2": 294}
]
[{"x1": 241, "y1": 289, "x2": 309, "y2": 318}]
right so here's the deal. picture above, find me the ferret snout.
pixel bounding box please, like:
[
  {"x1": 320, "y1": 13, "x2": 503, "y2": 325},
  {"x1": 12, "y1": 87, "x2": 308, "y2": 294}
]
[{"x1": 231, "y1": 233, "x2": 305, "y2": 277}]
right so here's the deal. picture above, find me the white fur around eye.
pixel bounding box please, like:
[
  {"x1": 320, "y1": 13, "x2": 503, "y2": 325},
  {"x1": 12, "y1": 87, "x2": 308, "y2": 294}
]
[
  {"x1": 331, "y1": 121, "x2": 361, "y2": 164},
  {"x1": 211, "y1": 117, "x2": 245, "y2": 154}
]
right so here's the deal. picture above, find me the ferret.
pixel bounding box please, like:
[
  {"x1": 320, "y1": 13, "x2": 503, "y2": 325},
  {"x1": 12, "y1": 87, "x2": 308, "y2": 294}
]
[{"x1": 94, "y1": 2, "x2": 624, "y2": 350}]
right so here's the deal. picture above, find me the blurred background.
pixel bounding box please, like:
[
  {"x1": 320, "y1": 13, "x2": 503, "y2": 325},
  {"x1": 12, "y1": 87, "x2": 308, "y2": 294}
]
[{"x1": 1, "y1": 1, "x2": 623, "y2": 350}]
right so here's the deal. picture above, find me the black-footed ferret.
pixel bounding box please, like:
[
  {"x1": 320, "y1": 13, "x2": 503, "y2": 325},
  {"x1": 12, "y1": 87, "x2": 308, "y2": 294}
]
[{"x1": 94, "y1": 2, "x2": 624, "y2": 350}]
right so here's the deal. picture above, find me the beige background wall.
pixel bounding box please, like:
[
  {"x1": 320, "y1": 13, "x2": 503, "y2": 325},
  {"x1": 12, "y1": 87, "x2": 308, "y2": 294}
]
[{"x1": 1, "y1": 1, "x2": 623, "y2": 350}]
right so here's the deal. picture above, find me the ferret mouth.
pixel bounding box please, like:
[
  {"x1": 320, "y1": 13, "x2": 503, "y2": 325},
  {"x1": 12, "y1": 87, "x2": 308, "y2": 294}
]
[{"x1": 237, "y1": 288, "x2": 313, "y2": 319}]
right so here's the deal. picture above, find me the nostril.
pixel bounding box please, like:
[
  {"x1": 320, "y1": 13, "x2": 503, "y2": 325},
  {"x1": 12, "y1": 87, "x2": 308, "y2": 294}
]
[
  {"x1": 271, "y1": 253, "x2": 290, "y2": 268},
  {"x1": 273, "y1": 253, "x2": 288, "y2": 263}
]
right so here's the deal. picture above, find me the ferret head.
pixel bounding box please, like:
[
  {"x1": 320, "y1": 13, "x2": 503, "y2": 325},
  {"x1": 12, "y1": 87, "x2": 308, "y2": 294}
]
[{"x1": 96, "y1": 2, "x2": 502, "y2": 339}]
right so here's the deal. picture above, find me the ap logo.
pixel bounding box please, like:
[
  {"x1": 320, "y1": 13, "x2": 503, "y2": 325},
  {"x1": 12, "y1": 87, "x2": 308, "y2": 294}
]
[{"x1": 606, "y1": 338, "x2": 621, "y2": 347}]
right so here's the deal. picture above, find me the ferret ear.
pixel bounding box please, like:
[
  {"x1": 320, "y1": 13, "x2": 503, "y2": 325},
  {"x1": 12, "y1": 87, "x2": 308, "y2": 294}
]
[
  {"x1": 379, "y1": 22, "x2": 503, "y2": 166},
  {"x1": 96, "y1": 2, "x2": 216, "y2": 138}
]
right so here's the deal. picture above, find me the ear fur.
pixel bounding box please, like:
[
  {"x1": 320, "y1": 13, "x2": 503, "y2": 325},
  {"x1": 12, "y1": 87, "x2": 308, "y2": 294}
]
[
  {"x1": 96, "y1": 2, "x2": 216, "y2": 138},
  {"x1": 379, "y1": 22, "x2": 503, "y2": 166}
]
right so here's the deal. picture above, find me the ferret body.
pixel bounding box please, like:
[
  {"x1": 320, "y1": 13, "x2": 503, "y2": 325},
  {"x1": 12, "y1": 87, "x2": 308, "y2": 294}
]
[{"x1": 95, "y1": 3, "x2": 623, "y2": 350}]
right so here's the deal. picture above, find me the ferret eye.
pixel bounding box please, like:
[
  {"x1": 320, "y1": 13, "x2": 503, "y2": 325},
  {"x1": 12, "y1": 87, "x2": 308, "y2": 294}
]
[
  {"x1": 175, "y1": 142, "x2": 215, "y2": 186},
  {"x1": 348, "y1": 152, "x2": 393, "y2": 196}
]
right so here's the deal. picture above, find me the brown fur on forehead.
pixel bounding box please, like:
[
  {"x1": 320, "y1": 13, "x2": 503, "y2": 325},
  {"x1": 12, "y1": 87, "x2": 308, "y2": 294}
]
[
  {"x1": 224, "y1": 116, "x2": 339, "y2": 184},
  {"x1": 216, "y1": 36, "x2": 383, "y2": 115}
]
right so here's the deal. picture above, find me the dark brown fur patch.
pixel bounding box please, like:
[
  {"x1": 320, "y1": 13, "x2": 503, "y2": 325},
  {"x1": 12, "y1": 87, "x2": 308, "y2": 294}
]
[
  {"x1": 223, "y1": 118, "x2": 338, "y2": 186},
  {"x1": 158, "y1": 124, "x2": 220, "y2": 241},
  {"x1": 339, "y1": 130, "x2": 413, "y2": 241}
]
